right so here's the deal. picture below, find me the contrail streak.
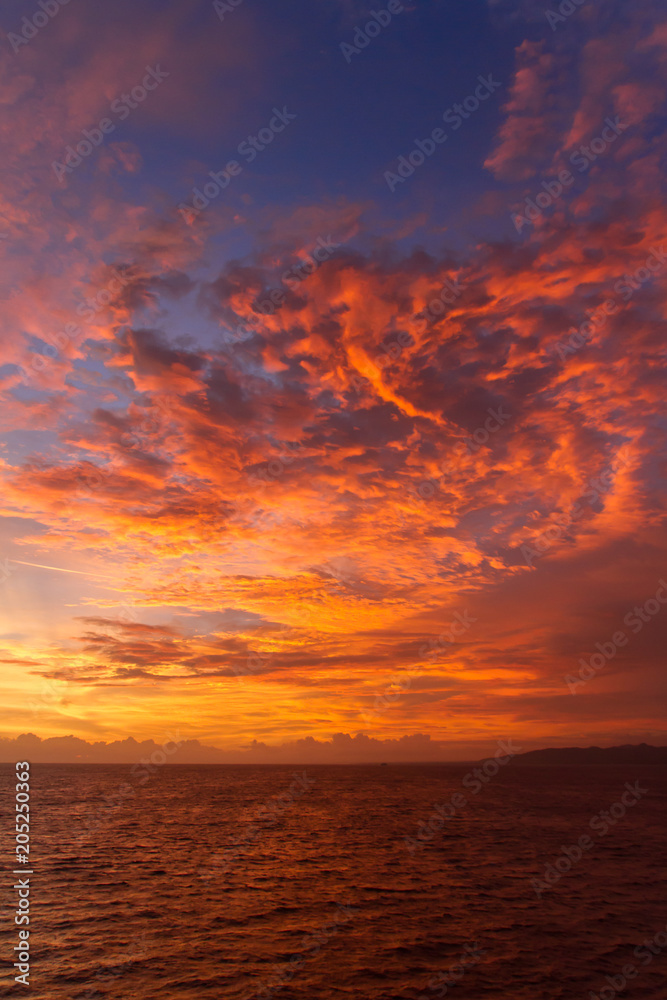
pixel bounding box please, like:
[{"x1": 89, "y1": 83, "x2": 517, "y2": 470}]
[{"x1": 10, "y1": 560, "x2": 118, "y2": 581}]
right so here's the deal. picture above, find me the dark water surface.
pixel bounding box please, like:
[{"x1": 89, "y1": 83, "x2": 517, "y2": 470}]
[{"x1": 1, "y1": 763, "x2": 666, "y2": 998}]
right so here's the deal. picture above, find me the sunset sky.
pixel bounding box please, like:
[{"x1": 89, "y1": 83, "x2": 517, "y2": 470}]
[{"x1": 1, "y1": 0, "x2": 666, "y2": 760}]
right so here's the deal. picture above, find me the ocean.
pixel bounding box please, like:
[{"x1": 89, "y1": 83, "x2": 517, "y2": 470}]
[{"x1": 2, "y1": 763, "x2": 666, "y2": 998}]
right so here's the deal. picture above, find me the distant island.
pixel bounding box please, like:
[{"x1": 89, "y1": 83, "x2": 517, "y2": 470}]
[{"x1": 513, "y1": 743, "x2": 667, "y2": 766}]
